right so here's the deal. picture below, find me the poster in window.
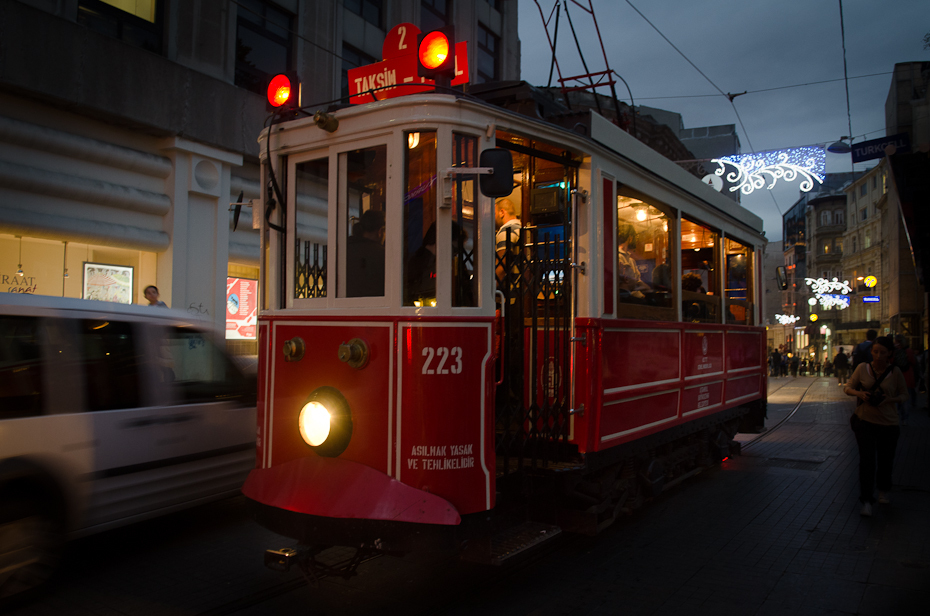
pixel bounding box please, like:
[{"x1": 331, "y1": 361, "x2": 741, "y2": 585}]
[
  {"x1": 83, "y1": 262, "x2": 133, "y2": 304},
  {"x1": 226, "y1": 277, "x2": 258, "y2": 339}
]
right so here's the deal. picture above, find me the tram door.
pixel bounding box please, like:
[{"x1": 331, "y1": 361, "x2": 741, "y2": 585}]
[{"x1": 494, "y1": 133, "x2": 577, "y2": 477}]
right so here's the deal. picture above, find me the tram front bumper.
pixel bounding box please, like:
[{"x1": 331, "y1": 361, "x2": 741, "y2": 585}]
[{"x1": 242, "y1": 456, "x2": 462, "y2": 526}]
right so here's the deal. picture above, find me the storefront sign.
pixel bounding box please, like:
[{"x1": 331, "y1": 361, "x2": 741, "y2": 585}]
[
  {"x1": 226, "y1": 277, "x2": 257, "y2": 340},
  {"x1": 863, "y1": 296, "x2": 881, "y2": 303},
  {"x1": 3, "y1": 273, "x2": 38, "y2": 294},
  {"x1": 851, "y1": 133, "x2": 910, "y2": 163}
]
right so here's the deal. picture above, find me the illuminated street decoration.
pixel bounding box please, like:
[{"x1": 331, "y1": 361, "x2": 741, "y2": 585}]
[
  {"x1": 710, "y1": 147, "x2": 825, "y2": 195},
  {"x1": 805, "y1": 277, "x2": 851, "y2": 294},
  {"x1": 816, "y1": 294, "x2": 851, "y2": 310},
  {"x1": 775, "y1": 314, "x2": 801, "y2": 325}
]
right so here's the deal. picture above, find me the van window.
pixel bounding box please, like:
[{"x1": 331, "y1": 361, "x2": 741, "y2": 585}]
[
  {"x1": 81, "y1": 320, "x2": 141, "y2": 411},
  {"x1": 0, "y1": 316, "x2": 43, "y2": 418},
  {"x1": 163, "y1": 328, "x2": 248, "y2": 404}
]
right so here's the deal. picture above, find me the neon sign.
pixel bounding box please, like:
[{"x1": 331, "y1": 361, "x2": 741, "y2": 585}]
[{"x1": 709, "y1": 147, "x2": 825, "y2": 195}]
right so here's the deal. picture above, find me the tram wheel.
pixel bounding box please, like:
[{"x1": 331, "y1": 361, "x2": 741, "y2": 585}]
[{"x1": 0, "y1": 495, "x2": 64, "y2": 604}]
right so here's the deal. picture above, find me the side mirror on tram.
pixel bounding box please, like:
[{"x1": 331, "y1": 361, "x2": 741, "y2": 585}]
[
  {"x1": 479, "y1": 148, "x2": 514, "y2": 198},
  {"x1": 775, "y1": 266, "x2": 788, "y2": 291}
]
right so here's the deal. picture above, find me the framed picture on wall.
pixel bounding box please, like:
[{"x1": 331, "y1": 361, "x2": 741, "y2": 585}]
[{"x1": 83, "y1": 262, "x2": 134, "y2": 304}]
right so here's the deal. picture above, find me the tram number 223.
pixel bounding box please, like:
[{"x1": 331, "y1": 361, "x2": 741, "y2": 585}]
[{"x1": 422, "y1": 347, "x2": 463, "y2": 375}]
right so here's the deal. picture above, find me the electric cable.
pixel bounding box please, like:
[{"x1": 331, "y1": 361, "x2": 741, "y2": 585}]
[{"x1": 635, "y1": 71, "x2": 894, "y2": 101}]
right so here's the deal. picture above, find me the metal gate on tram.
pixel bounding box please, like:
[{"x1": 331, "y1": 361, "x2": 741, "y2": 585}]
[{"x1": 495, "y1": 226, "x2": 574, "y2": 476}]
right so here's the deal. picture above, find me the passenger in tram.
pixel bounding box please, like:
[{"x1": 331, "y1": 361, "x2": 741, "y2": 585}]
[
  {"x1": 652, "y1": 260, "x2": 671, "y2": 293},
  {"x1": 617, "y1": 223, "x2": 647, "y2": 299},
  {"x1": 682, "y1": 272, "x2": 707, "y2": 322},
  {"x1": 406, "y1": 222, "x2": 436, "y2": 305},
  {"x1": 346, "y1": 209, "x2": 385, "y2": 297},
  {"x1": 495, "y1": 197, "x2": 522, "y2": 284}
]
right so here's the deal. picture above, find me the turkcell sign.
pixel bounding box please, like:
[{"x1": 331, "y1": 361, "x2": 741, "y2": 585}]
[
  {"x1": 863, "y1": 296, "x2": 881, "y2": 303},
  {"x1": 851, "y1": 133, "x2": 910, "y2": 163}
]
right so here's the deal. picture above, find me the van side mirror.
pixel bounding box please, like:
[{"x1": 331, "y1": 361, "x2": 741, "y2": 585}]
[
  {"x1": 478, "y1": 148, "x2": 513, "y2": 198},
  {"x1": 775, "y1": 266, "x2": 788, "y2": 291}
]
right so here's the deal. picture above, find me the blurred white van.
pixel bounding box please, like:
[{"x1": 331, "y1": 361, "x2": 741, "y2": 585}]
[{"x1": 0, "y1": 294, "x2": 256, "y2": 601}]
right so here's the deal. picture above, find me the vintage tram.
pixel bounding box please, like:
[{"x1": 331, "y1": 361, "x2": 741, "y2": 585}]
[{"x1": 242, "y1": 85, "x2": 767, "y2": 568}]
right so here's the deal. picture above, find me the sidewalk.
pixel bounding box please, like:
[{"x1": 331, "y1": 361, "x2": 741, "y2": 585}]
[{"x1": 732, "y1": 376, "x2": 930, "y2": 614}]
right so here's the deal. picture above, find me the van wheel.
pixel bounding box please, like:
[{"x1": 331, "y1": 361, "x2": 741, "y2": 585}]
[{"x1": 0, "y1": 497, "x2": 64, "y2": 602}]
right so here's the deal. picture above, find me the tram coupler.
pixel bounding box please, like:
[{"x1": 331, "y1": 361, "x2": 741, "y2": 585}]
[{"x1": 264, "y1": 547, "x2": 299, "y2": 571}]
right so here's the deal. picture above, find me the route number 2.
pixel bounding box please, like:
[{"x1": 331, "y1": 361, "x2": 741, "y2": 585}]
[{"x1": 422, "y1": 347, "x2": 462, "y2": 375}]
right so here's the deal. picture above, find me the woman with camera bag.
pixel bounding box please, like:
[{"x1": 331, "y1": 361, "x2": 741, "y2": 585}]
[{"x1": 844, "y1": 336, "x2": 908, "y2": 517}]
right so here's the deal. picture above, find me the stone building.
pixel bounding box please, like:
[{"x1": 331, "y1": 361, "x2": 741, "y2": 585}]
[{"x1": 0, "y1": 0, "x2": 520, "y2": 354}]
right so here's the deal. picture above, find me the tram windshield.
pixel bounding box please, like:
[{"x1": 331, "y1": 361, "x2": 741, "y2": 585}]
[
  {"x1": 342, "y1": 145, "x2": 387, "y2": 298},
  {"x1": 681, "y1": 218, "x2": 720, "y2": 323},
  {"x1": 403, "y1": 131, "x2": 438, "y2": 307},
  {"x1": 293, "y1": 158, "x2": 328, "y2": 299}
]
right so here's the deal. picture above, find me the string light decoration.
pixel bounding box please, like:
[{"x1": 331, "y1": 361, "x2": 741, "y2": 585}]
[
  {"x1": 775, "y1": 314, "x2": 801, "y2": 325},
  {"x1": 816, "y1": 294, "x2": 851, "y2": 310},
  {"x1": 710, "y1": 146, "x2": 825, "y2": 195},
  {"x1": 805, "y1": 277, "x2": 851, "y2": 310}
]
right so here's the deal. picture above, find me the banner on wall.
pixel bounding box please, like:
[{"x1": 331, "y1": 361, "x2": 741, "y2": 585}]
[
  {"x1": 83, "y1": 263, "x2": 133, "y2": 304},
  {"x1": 226, "y1": 277, "x2": 257, "y2": 340}
]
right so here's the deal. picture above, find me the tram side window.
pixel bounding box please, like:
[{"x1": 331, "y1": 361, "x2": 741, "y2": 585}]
[
  {"x1": 80, "y1": 320, "x2": 141, "y2": 411},
  {"x1": 681, "y1": 219, "x2": 721, "y2": 323},
  {"x1": 0, "y1": 316, "x2": 43, "y2": 419},
  {"x1": 294, "y1": 158, "x2": 329, "y2": 299},
  {"x1": 615, "y1": 193, "x2": 673, "y2": 319},
  {"x1": 404, "y1": 131, "x2": 438, "y2": 307},
  {"x1": 452, "y1": 133, "x2": 478, "y2": 307},
  {"x1": 725, "y1": 238, "x2": 754, "y2": 325},
  {"x1": 342, "y1": 145, "x2": 387, "y2": 298}
]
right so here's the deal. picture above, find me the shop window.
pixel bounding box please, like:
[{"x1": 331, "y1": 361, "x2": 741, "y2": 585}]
[
  {"x1": 340, "y1": 146, "x2": 387, "y2": 299},
  {"x1": 235, "y1": 0, "x2": 293, "y2": 95},
  {"x1": 345, "y1": 0, "x2": 383, "y2": 28},
  {"x1": 78, "y1": 0, "x2": 162, "y2": 53},
  {"x1": 614, "y1": 192, "x2": 673, "y2": 320},
  {"x1": 476, "y1": 23, "x2": 500, "y2": 84},
  {"x1": 681, "y1": 219, "x2": 720, "y2": 323},
  {"x1": 421, "y1": 0, "x2": 449, "y2": 31},
  {"x1": 404, "y1": 131, "x2": 438, "y2": 307},
  {"x1": 725, "y1": 238, "x2": 753, "y2": 325}
]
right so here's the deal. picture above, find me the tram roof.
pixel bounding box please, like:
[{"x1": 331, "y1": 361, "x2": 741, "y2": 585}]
[{"x1": 264, "y1": 92, "x2": 765, "y2": 240}]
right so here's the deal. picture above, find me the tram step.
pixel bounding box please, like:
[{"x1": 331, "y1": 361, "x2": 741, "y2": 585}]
[{"x1": 462, "y1": 521, "x2": 562, "y2": 566}]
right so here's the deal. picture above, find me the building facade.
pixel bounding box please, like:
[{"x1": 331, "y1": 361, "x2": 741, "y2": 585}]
[{"x1": 0, "y1": 0, "x2": 520, "y2": 354}]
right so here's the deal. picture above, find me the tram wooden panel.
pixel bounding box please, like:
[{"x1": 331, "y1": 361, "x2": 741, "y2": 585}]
[
  {"x1": 396, "y1": 323, "x2": 494, "y2": 515},
  {"x1": 682, "y1": 330, "x2": 724, "y2": 378},
  {"x1": 266, "y1": 322, "x2": 392, "y2": 473},
  {"x1": 726, "y1": 329, "x2": 765, "y2": 371},
  {"x1": 599, "y1": 390, "x2": 680, "y2": 445},
  {"x1": 601, "y1": 327, "x2": 680, "y2": 392}
]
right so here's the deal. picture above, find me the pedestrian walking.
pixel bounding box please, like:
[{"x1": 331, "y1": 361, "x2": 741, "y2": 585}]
[
  {"x1": 833, "y1": 347, "x2": 849, "y2": 386},
  {"x1": 844, "y1": 336, "x2": 908, "y2": 517},
  {"x1": 790, "y1": 355, "x2": 799, "y2": 377},
  {"x1": 770, "y1": 349, "x2": 781, "y2": 377},
  {"x1": 893, "y1": 335, "x2": 918, "y2": 424}
]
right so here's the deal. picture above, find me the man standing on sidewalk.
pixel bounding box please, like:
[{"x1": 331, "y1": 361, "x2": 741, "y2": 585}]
[
  {"x1": 834, "y1": 347, "x2": 850, "y2": 386},
  {"x1": 852, "y1": 329, "x2": 878, "y2": 369}
]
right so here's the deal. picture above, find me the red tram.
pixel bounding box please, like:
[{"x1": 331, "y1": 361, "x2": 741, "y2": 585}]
[{"x1": 242, "y1": 86, "x2": 768, "y2": 568}]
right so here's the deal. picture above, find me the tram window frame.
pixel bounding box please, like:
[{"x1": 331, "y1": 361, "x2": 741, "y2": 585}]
[
  {"x1": 681, "y1": 217, "x2": 722, "y2": 324},
  {"x1": 337, "y1": 143, "x2": 388, "y2": 303},
  {"x1": 613, "y1": 186, "x2": 676, "y2": 322},
  {"x1": 451, "y1": 132, "x2": 479, "y2": 308},
  {"x1": 287, "y1": 151, "x2": 332, "y2": 307},
  {"x1": 723, "y1": 236, "x2": 755, "y2": 325},
  {"x1": 403, "y1": 130, "x2": 439, "y2": 308}
]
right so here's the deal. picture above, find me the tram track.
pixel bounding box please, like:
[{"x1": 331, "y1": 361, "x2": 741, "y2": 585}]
[{"x1": 741, "y1": 378, "x2": 821, "y2": 450}]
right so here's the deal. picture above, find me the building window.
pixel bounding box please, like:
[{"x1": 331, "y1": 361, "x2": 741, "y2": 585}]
[
  {"x1": 872, "y1": 176, "x2": 877, "y2": 190},
  {"x1": 488, "y1": 0, "x2": 502, "y2": 11},
  {"x1": 860, "y1": 207, "x2": 868, "y2": 222},
  {"x1": 476, "y1": 23, "x2": 499, "y2": 83},
  {"x1": 345, "y1": 0, "x2": 383, "y2": 28},
  {"x1": 341, "y1": 43, "x2": 378, "y2": 101},
  {"x1": 860, "y1": 183, "x2": 867, "y2": 197},
  {"x1": 421, "y1": 0, "x2": 449, "y2": 31},
  {"x1": 820, "y1": 210, "x2": 831, "y2": 226},
  {"x1": 834, "y1": 210, "x2": 844, "y2": 225},
  {"x1": 821, "y1": 241, "x2": 830, "y2": 255},
  {"x1": 852, "y1": 236, "x2": 857, "y2": 253},
  {"x1": 835, "y1": 238, "x2": 843, "y2": 254},
  {"x1": 77, "y1": 0, "x2": 163, "y2": 53},
  {"x1": 236, "y1": 0, "x2": 294, "y2": 96},
  {"x1": 882, "y1": 172, "x2": 887, "y2": 194},
  {"x1": 864, "y1": 230, "x2": 871, "y2": 249}
]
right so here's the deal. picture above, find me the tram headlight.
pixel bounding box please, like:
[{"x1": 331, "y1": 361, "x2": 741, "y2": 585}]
[{"x1": 297, "y1": 387, "x2": 352, "y2": 457}]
